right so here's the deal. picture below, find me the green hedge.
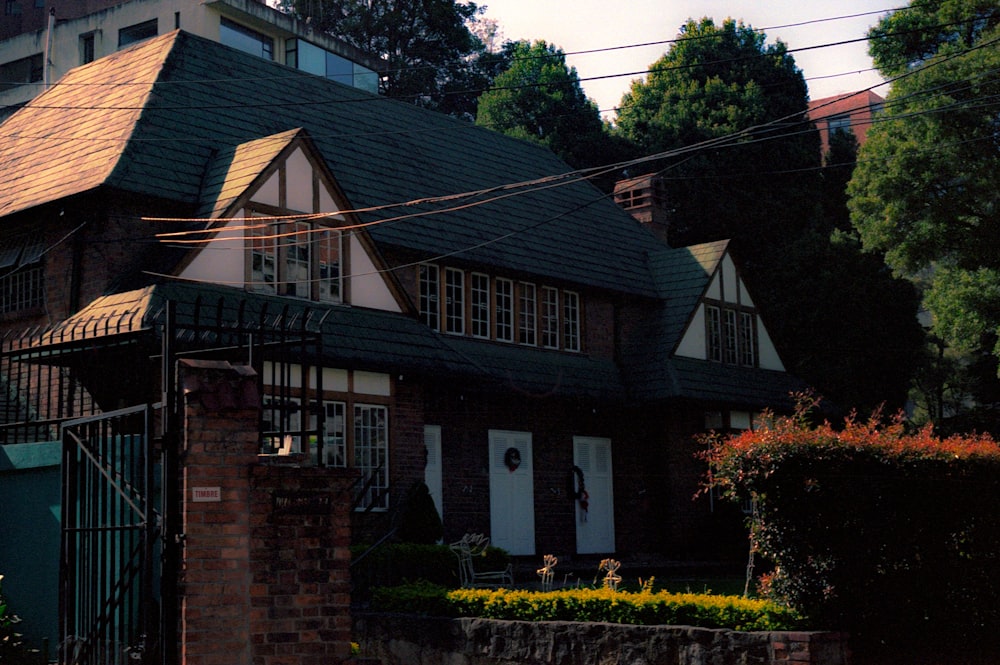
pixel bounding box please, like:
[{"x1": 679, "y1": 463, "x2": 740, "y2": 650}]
[
  {"x1": 370, "y1": 582, "x2": 801, "y2": 631},
  {"x1": 703, "y1": 397, "x2": 1000, "y2": 654}
]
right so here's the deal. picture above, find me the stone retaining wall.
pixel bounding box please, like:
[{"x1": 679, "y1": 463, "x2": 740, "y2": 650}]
[{"x1": 354, "y1": 613, "x2": 850, "y2": 665}]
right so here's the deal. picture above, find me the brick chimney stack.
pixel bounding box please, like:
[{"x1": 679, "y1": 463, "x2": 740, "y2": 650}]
[{"x1": 613, "y1": 174, "x2": 671, "y2": 244}]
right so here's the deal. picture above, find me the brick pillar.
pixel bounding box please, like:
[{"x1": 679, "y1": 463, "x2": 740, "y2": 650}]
[
  {"x1": 178, "y1": 359, "x2": 260, "y2": 665},
  {"x1": 177, "y1": 359, "x2": 356, "y2": 665}
]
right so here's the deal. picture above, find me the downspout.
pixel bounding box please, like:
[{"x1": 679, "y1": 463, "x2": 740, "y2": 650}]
[{"x1": 43, "y1": 8, "x2": 55, "y2": 89}]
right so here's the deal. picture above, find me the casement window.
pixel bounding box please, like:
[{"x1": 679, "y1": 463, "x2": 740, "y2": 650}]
[
  {"x1": 80, "y1": 33, "x2": 96, "y2": 65},
  {"x1": 0, "y1": 235, "x2": 45, "y2": 313},
  {"x1": 706, "y1": 303, "x2": 757, "y2": 367},
  {"x1": 541, "y1": 286, "x2": 559, "y2": 349},
  {"x1": 562, "y1": 290, "x2": 580, "y2": 352},
  {"x1": 261, "y1": 396, "x2": 302, "y2": 455},
  {"x1": 470, "y1": 272, "x2": 490, "y2": 338},
  {"x1": 354, "y1": 403, "x2": 389, "y2": 510},
  {"x1": 313, "y1": 400, "x2": 346, "y2": 467},
  {"x1": 419, "y1": 264, "x2": 440, "y2": 329},
  {"x1": 445, "y1": 267, "x2": 465, "y2": 334},
  {"x1": 495, "y1": 278, "x2": 514, "y2": 342},
  {"x1": 249, "y1": 219, "x2": 342, "y2": 302},
  {"x1": 518, "y1": 282, "x2": 537, "y2": 345},
  {"x1": 118, "y1": 19, "x2": 157, "y2": 48},
  {"x1": 220, "y1": 17, "x2": 274, "y2": 60}
]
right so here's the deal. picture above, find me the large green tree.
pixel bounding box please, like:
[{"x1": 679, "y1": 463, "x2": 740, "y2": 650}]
[
  {"x1": 278, "y1": 0, "x2": 498, "y2": 116},
  {"x1": 475, "y1": 40, "x2": 627, "y2": 172},
  {"x1": 616, "y1": 17, "x2": 923, "y2": 414},
  {"x1": 849, "y1": 2, "x2": 1000, "y2": 391}
]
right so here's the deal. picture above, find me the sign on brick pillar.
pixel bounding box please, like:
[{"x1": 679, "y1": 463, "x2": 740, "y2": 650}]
[{"x1": 178, "y1": 359, "x2": 260, "y2": 665}]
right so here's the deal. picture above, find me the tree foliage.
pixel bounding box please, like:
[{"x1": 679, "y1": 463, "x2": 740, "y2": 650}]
[
  {"x1": 703, "y1": 398, "x2": 1000, "y2": 658},
  {"x1": 475, "y1": 40, "x2": 615, "y2": 171},
  {"x1": 850, "y1": 1, "x2": 1000, "y2": 364},
  {"x1": 278, "y1": 0, "x2": 498, "y2": 116}
]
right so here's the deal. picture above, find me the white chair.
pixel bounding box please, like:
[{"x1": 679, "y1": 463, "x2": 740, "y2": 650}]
[{"x1": 449, "y1": 533, "x2": 513, "y2": 588}]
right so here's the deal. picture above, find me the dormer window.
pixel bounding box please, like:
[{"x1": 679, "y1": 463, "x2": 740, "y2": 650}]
[
  {"x1": 706, "y1": 303, "x2": 757, "y2": 367},
  {"x1": 248, "y1": 216, "x2": 342, "y2": 302}
]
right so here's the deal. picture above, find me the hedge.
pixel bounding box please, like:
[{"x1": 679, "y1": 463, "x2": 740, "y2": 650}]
[
  {"x1": 703, "y1": 396, "x2": 1000, "y2": 653},
  {"x1": 370, "y1": 582, "x2": 801, "y2": 631}
]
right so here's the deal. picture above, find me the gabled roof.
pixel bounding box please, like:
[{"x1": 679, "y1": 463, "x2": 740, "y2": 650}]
[{"x1": 0, "y1": 30, "x2": 664, "y2": 297}]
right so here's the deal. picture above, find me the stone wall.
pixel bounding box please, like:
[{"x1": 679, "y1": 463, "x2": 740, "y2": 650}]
[{"x1": 354, "y1": 614, "x2": 851, "y2": 665}]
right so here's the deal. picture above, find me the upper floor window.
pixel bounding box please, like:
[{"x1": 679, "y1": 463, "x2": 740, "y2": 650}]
[
  {"x1": 706, "y1": 303, "x2": 757, "y2": 367},
  {"x1": 220, "y1": 17, "x2": 274, "y2": 61},
  {"x1": 828, "y1": 113, "x2": 851, "y2": 135},
  {"x1": 0, "y1": 53, "x2": 42, "y2": 92},
  {"x1": 419, "y1": 264, "x2": 581, "y2": 352},
  {"x1": 118, "y1": 19, "x2": 157, "y2": 49},
  {"x1": 80, "y1": 33, "x2": 96, "y2": 65},
  {"x1": 0, "y1": 235, "x2": 45, "y2": 314},
  {"x1": 248, "y1": 217, "x2": 341, "y2": 302}
]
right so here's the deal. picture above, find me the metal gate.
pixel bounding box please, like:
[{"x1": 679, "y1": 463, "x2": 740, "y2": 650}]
[{"x1": 59, "y1": 404, "x2": 164, "y2": 665}]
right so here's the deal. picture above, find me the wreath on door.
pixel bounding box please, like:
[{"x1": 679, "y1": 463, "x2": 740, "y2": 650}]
[
  {"x1": 570, "y1": 465, "x2": 589, "y2": 515},
  {"x1": 504, "y1": 447, "x2": 521, "y2": 472}
]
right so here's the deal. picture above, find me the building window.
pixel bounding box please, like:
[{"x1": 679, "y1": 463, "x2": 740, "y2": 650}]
[
  {"x1": 541, "y1": 286, "x2": 559, "y2": 349},
  {"x1": 249, "y1": 218, "x2": 341, "y2": 302},
  {"x1": 80, "y1": 33, "x2": 96, "y2": 64},
  {"x1": 518, "y1": 282, "x2": 536, "y2": 345},
  {"x1": 827, "y1": 113, "x2": 851, "y2": 135},
  {"x1": 0, "y1": 235, "x2": 45, "y2": 314},
  {"x1": 470, "y1": 272, "x2": 490, "y2": 338},
  {"x1": 562, "y1": 290, "x2": 580, "y2": 352},
  {"x1": 0, "y1": 53, "x2": 42, "y2": 92},
  {"x1": 118, "y1": 19, "x2": 157, "y2": 48},
  {"x1": 495, "y1": 278, "x2": 514, "y2": 342},
  {"x1": 220, "y1": 16, "x2": 274, "y2": 61},
  {"x1": 445, "y1": 267, "x2": 465, "y2": 334},
  {"x1": 706, "y1": 303, "x2": 757, "y2": 367},
  {"x1": 3, "y1": 1, "x2": 20, "y2": 16},
  {"x1": 261, "y1": 395, "x2": 302, "y2": 455},
  {"x1": 312, "y1": 400, "x2": 346, "y2": 467},
  {"x1": 419, "y1": 264, "x2": 439, "y2": 329},
  {"x1": 354, "y1": 404, "x2": 388, "y2": 510}
]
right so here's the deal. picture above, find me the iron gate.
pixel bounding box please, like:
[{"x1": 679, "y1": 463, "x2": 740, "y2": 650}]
[{"x1": 59, "y1": 404, "x2": 163, "y2": 665}]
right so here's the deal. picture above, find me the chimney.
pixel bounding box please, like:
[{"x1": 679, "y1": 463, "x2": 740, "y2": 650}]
[{"x1": 613, "y1": 174, "x2": 671, "y2": 244}]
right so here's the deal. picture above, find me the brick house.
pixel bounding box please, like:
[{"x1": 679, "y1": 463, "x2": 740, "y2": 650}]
[
  {"x1": 807, "y1": 90, "x2": 885, "y2": 159},
  {"x1": 0, "y1": 28, "x2": 805, "y2": 577}
]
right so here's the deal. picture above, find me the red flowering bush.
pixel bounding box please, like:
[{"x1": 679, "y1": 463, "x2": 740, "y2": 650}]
[{"x1": 703, "y1": 394, "x2": 1000, "y2": 654}]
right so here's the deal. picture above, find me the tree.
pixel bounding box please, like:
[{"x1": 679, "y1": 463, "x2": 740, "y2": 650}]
[
  {"x1": 475, "y1": 40, "x2": 619, "y2": 172},
  {"x1": 614, "y1": 18, "x2": 923, "y2": 414},
  {"x1": 850, "y1": 2, "x2": 1000, "y2": 359},
  {"x1": 614, "y1": 18, "x2": 821, "y2": 251},
  {"x1": 278, "y1": 0, "x2": 497, "y2": 116}
]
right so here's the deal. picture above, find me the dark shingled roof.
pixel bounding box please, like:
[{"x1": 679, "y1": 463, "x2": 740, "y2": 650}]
[{"x1": 0, "y1": 30, "x2": 663, "y2": 297}]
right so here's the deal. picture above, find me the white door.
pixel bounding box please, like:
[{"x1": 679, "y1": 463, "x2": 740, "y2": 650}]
[
  {"x1": 423, "y1": 425, "x2": 443, "y2": 525},
  {"x1": 574, "y1": 436, "x2": 615, "y2": 554},
  {"x1": 488, "y1": 430, "x2": 535, "y2": 555}
]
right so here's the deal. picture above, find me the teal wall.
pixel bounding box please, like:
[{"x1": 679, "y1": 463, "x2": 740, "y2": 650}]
[{"x1": 0, "y1": 441, "x2": 61, "y2": 655}]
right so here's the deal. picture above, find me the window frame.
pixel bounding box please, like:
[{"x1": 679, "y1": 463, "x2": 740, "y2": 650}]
[
  {"x1": 118, "y1": 19, "x2": 158, "y2": 49},
  {"x1": 562, "y1": 290, "x2": 580, "y2": 352},
  {"x1": 541, "y1": 286, "x2": 559, "y2": 349},
  {"x1": 518, "y1": 282, "x2": 537, "y2": 346},
  {"x1": 444, "y1": 267, "x2": 465, "y2": 334},
  {"x1": 495, "y1": 277, "x2": 514, "y2": 342},
  {"x1": 418, "y1": 264, "x2": 440, "y2": 330},
  {"x1": 705, "y1": 302, "x2": 758, "y2": 367},
  {"x1": 470, "y1": 272, "x2": 491, "y2": 339},
  {"x1": 354, "y1": 403, "x2": 389, "y2": 511}
]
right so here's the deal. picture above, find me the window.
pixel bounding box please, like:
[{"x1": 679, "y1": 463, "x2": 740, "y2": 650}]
[
  {"x1": 317, "y1": 229, "x2": 341, "y2": 303},
  {"x1": 0, "y1": 235, "x2": 45, "y2": 313},
  {"x1": 3, "y1": 1, "x2": 20, "y2": 16},
  {"x1": 354, "y1": 404, "x2": 388, "y2": 510},
  {"x1": 562, "y1": 290, "x2": 580, "y2": 352},
  {"x1": 80, "y1": 33, "x2": 96, "y2": 65},
  {"x1": 419, "y1": 264, "x2": 439, "y2": 329},
  {"x1": 445, "y1": 267, "x2": 464, "y2": 334},
  {"x1": 827, "y1": 113, "x2": 851, "y2": 135},
  {"x1": 311, "y1": 400, "x2": 346, "y2": 467},
  {"x1": 470, "y1": 273, "x2": 490, "y2": 338},
  {"x1": 518, "y1": 282, "x2": 536, "y2": 345},
  {"x1": 495, "y1": 278, "x2": 514, "y2": 342},
  {"x1": 541, "y1": 286, "x2": 559, "y2": 349},
  {"x1": 118, "y1": 19, "x2": 157, "y2": 48},
  {"x1": 249, "y1": 221, "x2": 277, "y2": 294},
  {"x1": 706, "y1": 304, "x2": 757, "y2": 367},
  {"x1": 283, "y1": 221, "x2": 311, "y2": 298},
  {"x1": 261, "y1": 396, "x2": 302, "y2": 455},
  {"x1": 220, "y1": 17, "x2": 274, "y2": 60},
  {"x1": 0, "y1": 53, "x2": 42, "y2": 93}
]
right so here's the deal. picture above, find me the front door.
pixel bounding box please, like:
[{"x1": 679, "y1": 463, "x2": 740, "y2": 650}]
[
  {"x1": 574, "y1": 436, "x2": 615, "y2": 554},
  {"x1": 488, "y1": 430, "x2": 535, "y2": 555}
]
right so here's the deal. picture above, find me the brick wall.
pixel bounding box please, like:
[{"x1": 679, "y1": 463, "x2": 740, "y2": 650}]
[{"x1": 178, "y1": 359, "x2": 355, "y2": 665}]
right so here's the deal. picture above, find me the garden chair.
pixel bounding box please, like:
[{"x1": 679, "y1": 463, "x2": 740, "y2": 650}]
[{"x1": 449, "y1": 533, "x2": 513, "y2": 588}]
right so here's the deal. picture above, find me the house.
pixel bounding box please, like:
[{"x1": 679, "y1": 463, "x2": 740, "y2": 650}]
[
  {"x1": 807, "y1": 90, "x2": 885, "y2": 159},
  {"x1": 0, "y1": 0, "x2": 379, "y2": 114},
  {"x1": 0, "y1": 29, "x2": 806, "y2": 650}
]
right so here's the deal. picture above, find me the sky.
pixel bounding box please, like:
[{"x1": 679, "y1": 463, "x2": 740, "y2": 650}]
[{"x1": 479, "y1": 0, "x2": 895, "y2": 117}]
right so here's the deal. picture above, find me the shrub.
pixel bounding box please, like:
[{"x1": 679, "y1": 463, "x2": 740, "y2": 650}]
[
  {"x1": 370, "y1": 583, "x2": 801, "y2": 631},
  {"x1": 702, "y1": 395, "x2": 1000, "y2": 652},
  {"x1": 396, "y1": 481, "x2": 443, "y2": 544},
  {"x1": 0, "y1": 575, "x2": 39, "y2": 664},
  {"x1": 351, "y1": 542, "x2": 510, "y2": 599}
]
